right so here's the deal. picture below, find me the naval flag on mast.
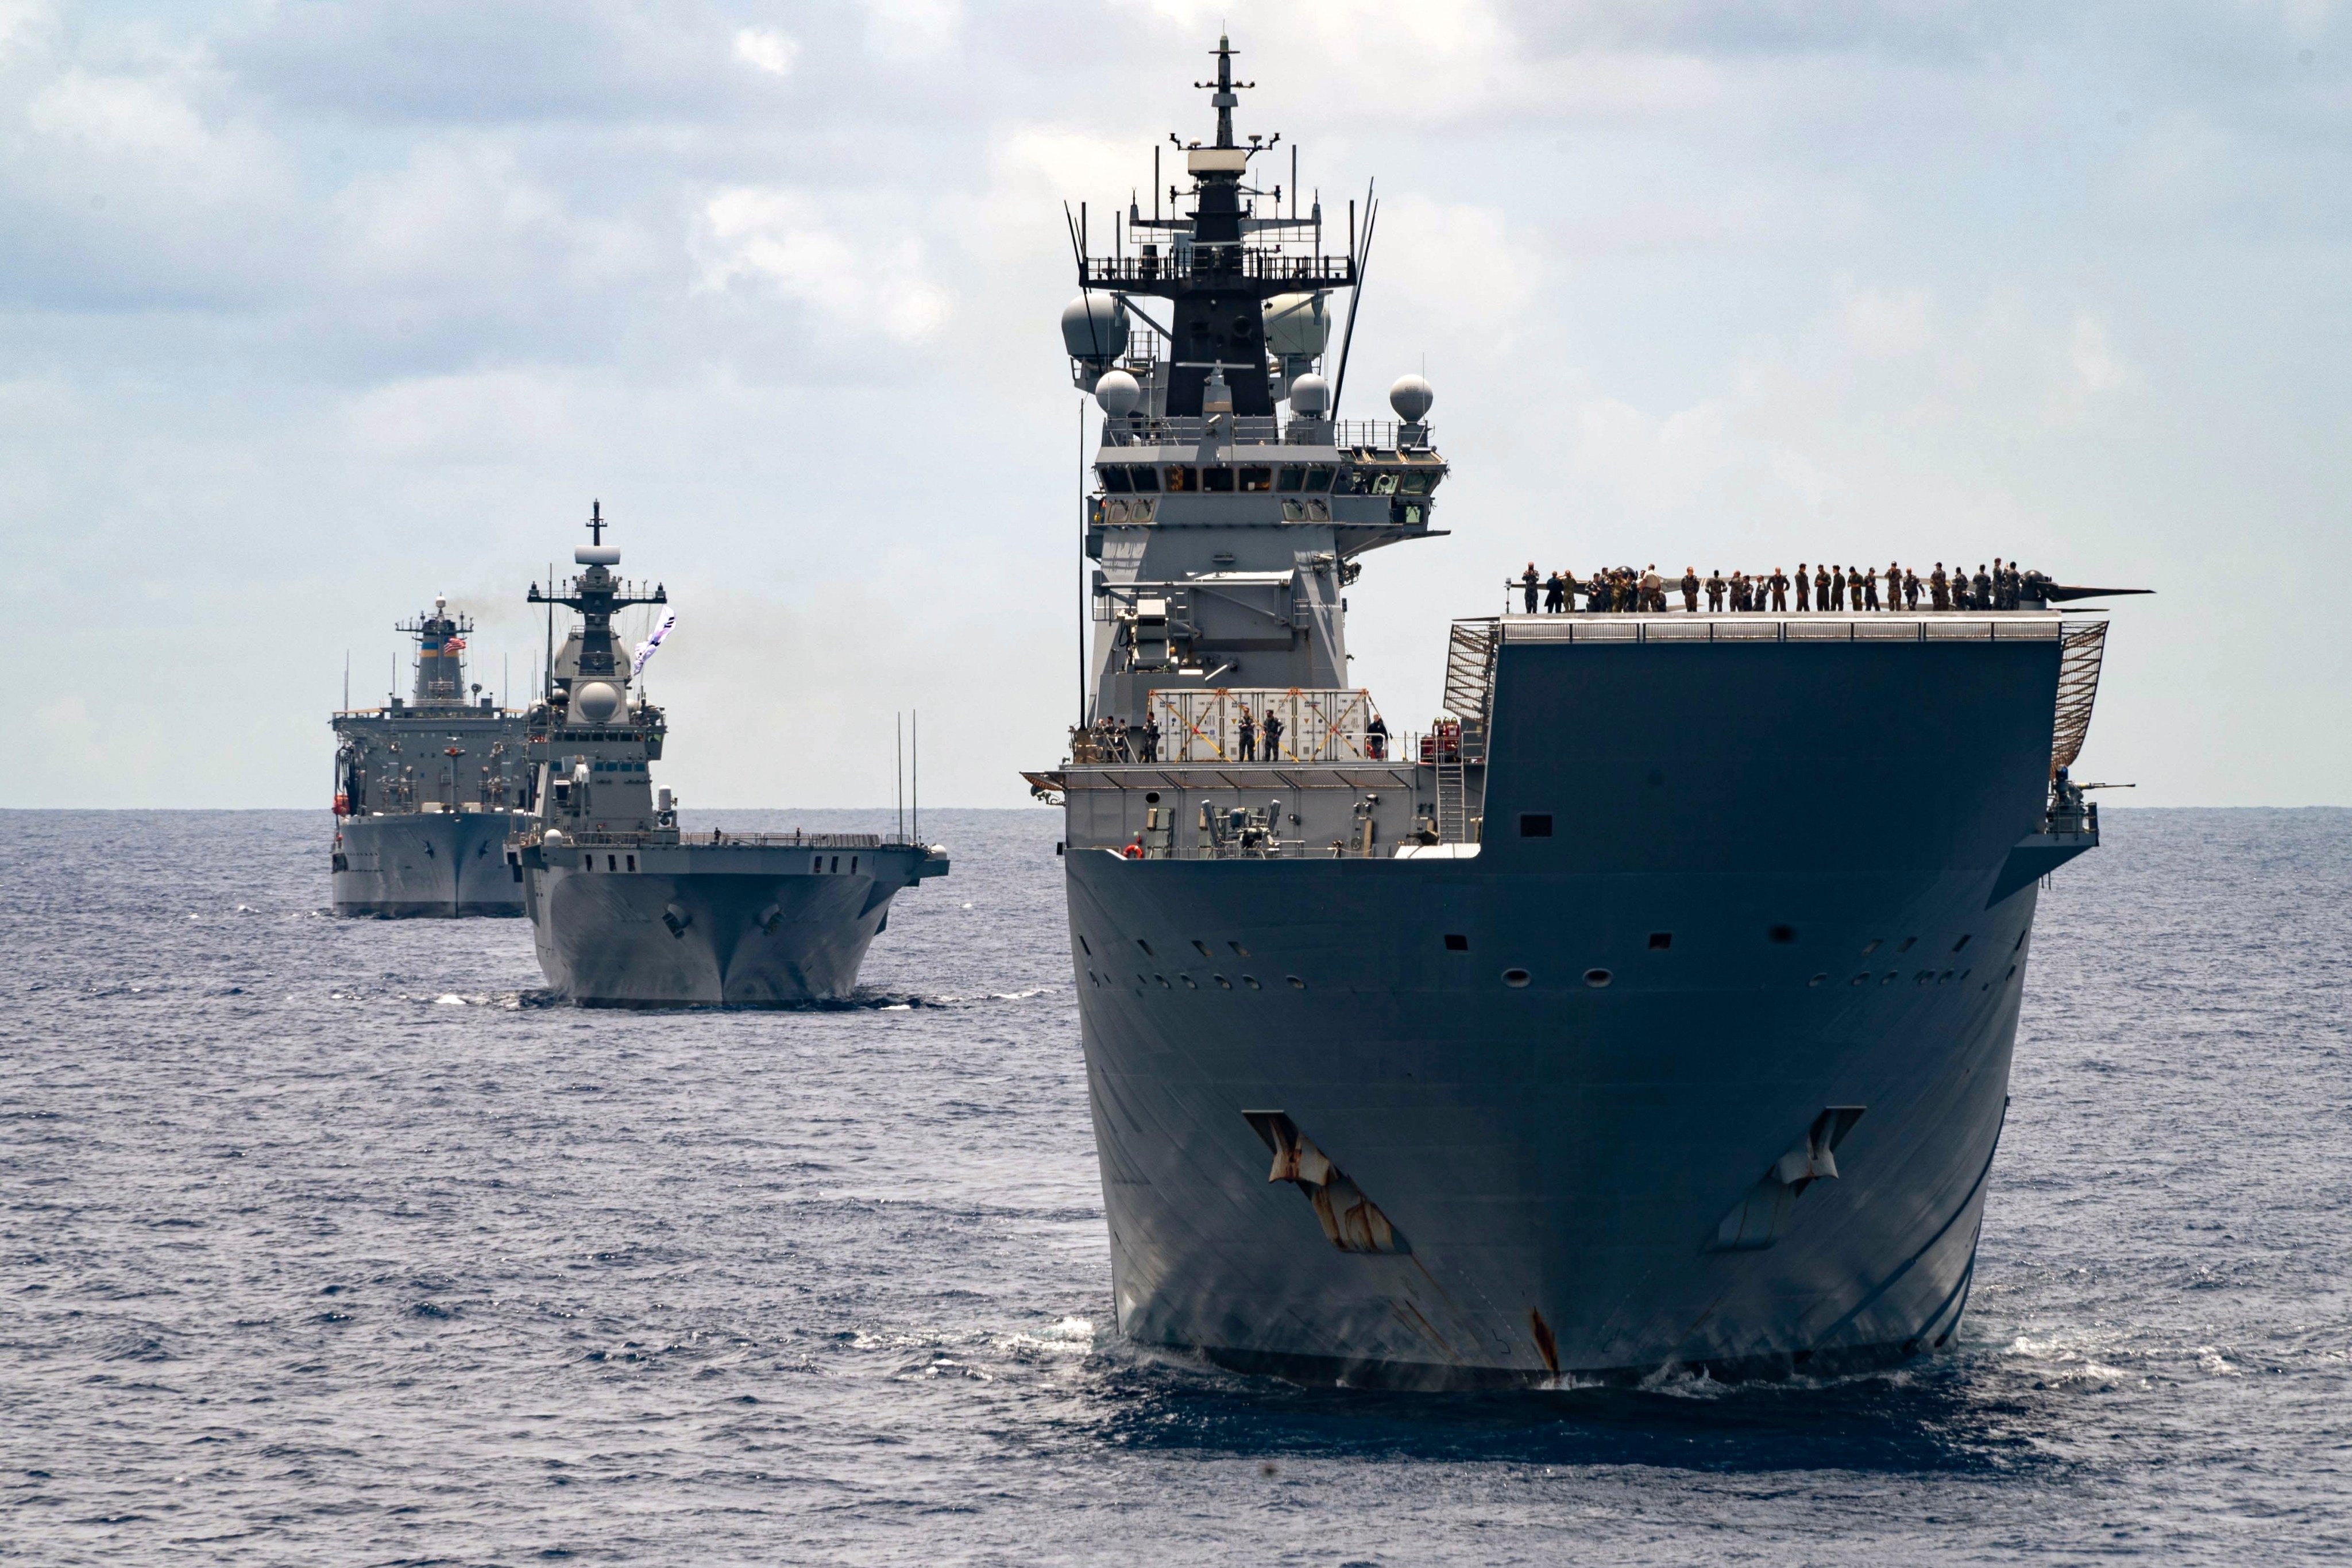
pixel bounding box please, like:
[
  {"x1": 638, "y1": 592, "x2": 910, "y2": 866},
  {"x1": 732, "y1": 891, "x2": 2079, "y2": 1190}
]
[{"x1": 631, "y1": 612, "x2": 675, "y2": 678}]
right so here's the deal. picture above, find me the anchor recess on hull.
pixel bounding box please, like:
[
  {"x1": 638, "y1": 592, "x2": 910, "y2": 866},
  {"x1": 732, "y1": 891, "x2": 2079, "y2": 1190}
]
[
  {"x1": 1243, "y1": 1110, "x2": 1409, "y2": 1255},
  {"x1": 1713, "y1": 1106, "x2": 1867, "y2": 1252}
]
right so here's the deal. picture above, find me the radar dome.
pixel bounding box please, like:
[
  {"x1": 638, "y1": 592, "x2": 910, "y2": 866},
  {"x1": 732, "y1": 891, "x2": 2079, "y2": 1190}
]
[
  {"x1": 1288, "y1": 373, "x2": 1330, "y2": 415},
  {"x1": 1262, "y1": 293, "x2": 1331, "y2": 361},
  {"x1": 1060, "y1": 294, "x2": 1129, "y2": 362},
  {"x1": 1095, "y1": 369, "x2": 1142, "y2": 418},
  {"x1": 1389, "y1": 374, "x2": 1435, "y2": 422},
  {"x1": 572, "y1": 680, "x2": 622, "y2": 724}
]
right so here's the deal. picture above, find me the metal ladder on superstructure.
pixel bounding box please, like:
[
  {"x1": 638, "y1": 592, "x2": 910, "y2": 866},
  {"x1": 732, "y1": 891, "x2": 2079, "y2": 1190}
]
[{"x1": 1437, "y1": 620, "x2": 1501, "y2": 843}]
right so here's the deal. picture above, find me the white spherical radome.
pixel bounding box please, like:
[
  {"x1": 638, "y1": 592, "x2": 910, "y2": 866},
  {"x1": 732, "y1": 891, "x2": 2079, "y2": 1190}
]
[
  {"x1": 1288, "y1": 373, "x2": 1331, "y2": 415},
  {"x1": 1388, "y1": 374, "x2": 1434, "y2": 422},
  {"x1": 1095, "y1": 369, "x2": 1142, "y2": 418},
  {"x1": 571, "y1": 681, "x2": 623, "y2": 724},
  {"x1": 1060, "y1": 294, "x2": 1129, "y2": 362}
]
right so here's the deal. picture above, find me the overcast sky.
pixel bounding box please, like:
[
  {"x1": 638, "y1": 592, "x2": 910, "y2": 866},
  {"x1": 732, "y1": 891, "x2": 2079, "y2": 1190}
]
[{"x1": 6, "y1": 0, "x2": 2347, "y2": 809}]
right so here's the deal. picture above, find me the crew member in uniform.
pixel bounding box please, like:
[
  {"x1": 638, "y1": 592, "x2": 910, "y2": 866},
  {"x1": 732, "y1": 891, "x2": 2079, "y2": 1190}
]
[
  {"x1": 1770, "y1": 567, "x2": 1789, "y2": 611},
  {"x1": 1141, "y1": 713, "x2": 1161, "y2": 762},
  {"x1": 1831, "y1": 565, "x2": 1846, "y2": 611},
  {"x1": 1262, "y1": 711, "x2": 1284, "y2": 762},
  {"x1": 1542, "y1": 569, "x2": 1564, "y2": 613},
  {"x1": 1930, "y1": 563, "x2": 1949, "y2": 609},
  {"x1": 1794, "y1": 563, "x2": 1811, "y2": 611},
  {"x1": 1706, "y1": 570, "x2": 1726, "y2": 611},
  {"x1": 1237, "y1": 704, "x2": 1256, "y2": 762},
  {"x1": 1520, "y1": 562, "x2": 1540, "y2": 613},
  {"x1": 1681, "y1": 567, "x2": 1700, "y2": 612}
]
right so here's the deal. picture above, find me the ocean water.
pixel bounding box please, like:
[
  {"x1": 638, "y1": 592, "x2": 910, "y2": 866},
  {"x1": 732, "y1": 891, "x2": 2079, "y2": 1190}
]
[{"x1": 2, "y1": 806, "x2": 2347, "y2": 1565}]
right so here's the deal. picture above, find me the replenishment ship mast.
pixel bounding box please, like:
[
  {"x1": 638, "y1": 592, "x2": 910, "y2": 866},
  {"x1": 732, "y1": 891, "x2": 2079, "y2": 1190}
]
[
  {"x1": 507, "y1": 507, "x2": 948, "y2": 1006},
  {"x1": 1025, "y1": 38, "x2": 2129, "y2": 1387},
  {"x1": 331, "y1": 597, "x2": 532, "y2": 916}
]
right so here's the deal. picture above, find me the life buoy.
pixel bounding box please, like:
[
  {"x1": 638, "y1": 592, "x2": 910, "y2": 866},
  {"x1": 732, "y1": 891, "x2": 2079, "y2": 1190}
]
[
  {"x1": 1123, "y1": 841, "x2": 1144, "y2": 859},
  {"x1": 333, "y1": 791, "x2": 350, "y2": 816}
]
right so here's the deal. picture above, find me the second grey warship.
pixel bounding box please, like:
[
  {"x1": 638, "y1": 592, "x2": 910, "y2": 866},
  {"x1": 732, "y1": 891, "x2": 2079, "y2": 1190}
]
[
  {"x1": 1026, "y1": 40, "x2": 2129, "y2": 1387},
  {"x1": 330, "y1": 597, "x2": 532, "y2": 917},
  {"x1": 507, "y1": 508, "x2": 949, "y2": 1006}
]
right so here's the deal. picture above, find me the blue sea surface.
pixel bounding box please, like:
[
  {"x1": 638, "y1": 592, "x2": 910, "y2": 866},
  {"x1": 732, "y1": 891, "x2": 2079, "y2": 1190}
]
[{"x1": 2, "y1": 806, "x2": 2346, "y2": 1564}]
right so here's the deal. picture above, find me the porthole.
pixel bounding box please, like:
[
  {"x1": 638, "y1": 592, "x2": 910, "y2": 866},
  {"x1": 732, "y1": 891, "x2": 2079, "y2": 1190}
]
[
  {"x1": 1850, "y1": 974, "x2": 1867, "y2": 986},
  {"x1": 1137, "y1": 939, "x2": 1154, "y2": 956},
  {"x1": 1214, "y1": 975, "x2": 1231, "y2": 989},
  {"x1": 1861, "y1": 938, "x2": 1882, "y2": 955},
  {"x1": 1938, "y1": 971, "x2": 1954, "y2": 984},
  {"x1": 1584, "y1": 968, "x2": 1612, "y2": 988},
  {"x1": 1952, "y1": 934, "x2": 1972, "y2": 952},
  {"x1": 1897, "y1": 936, "x2": 1917, "y2": 952},
  {"x1": 1809, "y1": 973, "x2": 1827, "y2": 987},
  {"x1": 1192, "y1": 940, "x2": 1212, "y2": 958},
  {"x1": 1647, "y1": 932, "x2": 1671, "y2": 951},
  {"x1": 1915, "y1": 971, "x2": 1933, "y2": 984},
  {"x1": 1229, "y1": 941, "x2": 1251, "y2": 957},
  {"x1": 1770, "y1": 925, "x2": 1798, "y2": 944},
  {"x1": 1155, "y1": 975, "x2": 1170, "y2": 988},
  {"x1": 1443, "y1": 933, "x2": 1469, "y2": 952},
  {"x1": 1502, "y1": 968, "x2": 1531, "y2": 988},
  {"x1": 1881, "y1": 972, "x2": 1895, "y2": 985},
  {"x1": 1243, "y1": 976, "x2": 1261, "y2": 990},
  {"x1": 1287, "y1": 976, "x2": 1306, "y2": 989},
  {"x1": 1077, "y1": 934, "x2": 1092, "y2": 956},
  {"x1": 1145, "y1": 791, "x2": 1161, "y2": 804},
  {"x1": 1181, "y1": 976, "x2": 1196, "y2": 988}
]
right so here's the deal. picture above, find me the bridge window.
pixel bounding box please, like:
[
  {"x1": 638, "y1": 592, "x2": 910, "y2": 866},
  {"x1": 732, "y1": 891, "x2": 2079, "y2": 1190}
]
[
  {"x1": 1163, "y1": 466, "x2": 1196, "y2": 492},
  {"x1": 1303, "y1": 466, "x2": 1335, "y2": 491},
  {"x1": 1238, "y1": 466, "x2": 1273, "y2": 493},
  {"x1": 1127, "y1": 465, "x2": 1160, "y2": 492},
  {"x1": 1100, "y1": 466, "x2": 1133, "y2": 493},
  {"x1": 1202, "y1": 466, "x2": 1235, "y2": 492},
  {"x1": 1276, "y1": 466, "x2": 1305, "y2": 492},
  {"x1": 1400, "y1": 472, "x2": 1438, "y2": 496}
]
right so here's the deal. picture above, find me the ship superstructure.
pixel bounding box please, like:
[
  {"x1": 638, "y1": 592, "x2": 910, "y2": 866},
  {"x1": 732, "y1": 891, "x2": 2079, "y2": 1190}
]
[
  {"x1": 1026, "y1": 39, "x2": 2123, "y2": 1386},
  {"x1": 330, "y1": 596, "x2": 532, "y2": 916},
  {"x1": 507, "y1": 508, "x2": 949, "y2": 1006}
]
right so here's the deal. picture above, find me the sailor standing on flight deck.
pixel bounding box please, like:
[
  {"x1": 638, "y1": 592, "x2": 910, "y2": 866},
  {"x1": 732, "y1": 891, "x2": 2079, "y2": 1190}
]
[
  {"x1": 1706, "y1": 570, "x2": 1725, "y2": 611},
  {"x1": 1795, "y1": 563, "x2": 1812, "y2": 611},
  {"x1": 1770, "y1": 567, "x2": 1789, "y2": 611},
  {"x1": 1543, "y1": 570, "x2": 1565, "y2": 613},
  {"x1": 1930, "y1": 563, "x2": 1950, "y2": 609},
  {"x1": 1831, "y1": 566, "x2": 1847, "y2": 611},
  {"x1": 1681, "y1": 567, "x2": 1700, "y2": 612},
  {"x1": 1521, "y1": 562, "x2": 1540, "y2": 613}
]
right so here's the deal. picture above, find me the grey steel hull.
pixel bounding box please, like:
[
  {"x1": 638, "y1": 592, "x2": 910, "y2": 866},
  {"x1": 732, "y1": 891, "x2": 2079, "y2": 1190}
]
[
  {"x1": 332, "y1": 812, "x2": 529, "y2": 917},
  {"x1": 1060, "y1": 631, "x2": 2079, "y2": 1387},
  {"x1": 520, "y1": 841, "x2": 944, "y2": 1007}
]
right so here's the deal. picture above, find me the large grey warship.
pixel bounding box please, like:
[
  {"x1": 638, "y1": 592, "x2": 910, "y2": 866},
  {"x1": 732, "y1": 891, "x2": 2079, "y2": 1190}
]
[
  {"x1": 1025, "y1": 39, "x2": 2127, "y2": 1387},
  {"x1": 331, "y1": 598, "x2": 532, "y2": 917},
  {"x1": 507, "y1": 508, "x2": 949, "y2": 1006}
]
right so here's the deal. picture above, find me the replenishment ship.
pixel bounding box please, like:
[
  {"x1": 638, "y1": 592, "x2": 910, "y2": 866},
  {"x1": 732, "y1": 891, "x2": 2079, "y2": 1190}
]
[
  {"x1": 507, "y1": 508, "x2": 948, "y2": 1006},
  {"x1": 330, "y1": 597, "x2": 531, "y2": 917},
  {"x1": 1024, "y1": 38, "x2": 2132, "y2": 1386}
]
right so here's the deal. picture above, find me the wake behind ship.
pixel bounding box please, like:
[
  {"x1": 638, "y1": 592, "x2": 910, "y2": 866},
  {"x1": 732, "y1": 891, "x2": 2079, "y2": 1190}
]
[
  {"x1": 1025, "y1": 38, "x2": 2131, "y2": 1386},
  {"x1": 507, "y1": 508, "x2": 948, "y2": 1006},
  {"x1": 331, "y1": 597, "x2": 532, "y2": 917}
]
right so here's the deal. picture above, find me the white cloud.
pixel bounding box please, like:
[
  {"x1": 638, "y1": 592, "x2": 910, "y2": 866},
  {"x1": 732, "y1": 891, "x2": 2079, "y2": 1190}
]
[
  {"x1": 732, "y1": 27, "x2": 798, "y2": 78},
  {"x1": 696, "y1": 187, "x2": 953, "y2": 343},
  {"x1": 858, "y1": 0, "x2": 962, "y2": 60}
]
